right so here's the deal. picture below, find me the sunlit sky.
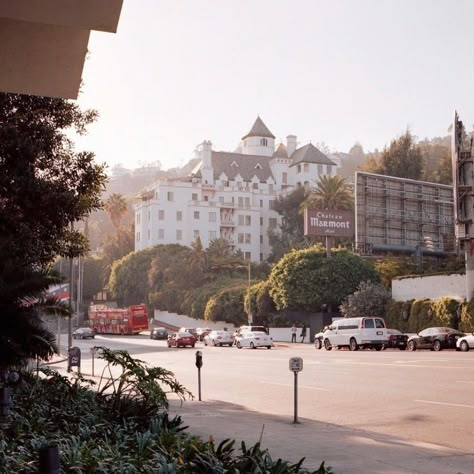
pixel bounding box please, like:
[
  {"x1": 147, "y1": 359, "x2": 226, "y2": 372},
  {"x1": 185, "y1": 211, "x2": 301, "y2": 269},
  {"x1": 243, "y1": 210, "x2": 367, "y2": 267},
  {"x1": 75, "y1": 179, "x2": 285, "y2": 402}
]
[{"x1": 75, "y1": 0, "x2": 474, "y2": 171}]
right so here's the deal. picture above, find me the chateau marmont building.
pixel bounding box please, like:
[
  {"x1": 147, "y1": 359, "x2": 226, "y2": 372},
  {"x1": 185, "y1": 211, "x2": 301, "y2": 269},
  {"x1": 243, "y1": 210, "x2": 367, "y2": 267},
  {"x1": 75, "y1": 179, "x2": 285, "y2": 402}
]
[{"x1": 134, "y1": 117, "x2": 337, "y2": 262}]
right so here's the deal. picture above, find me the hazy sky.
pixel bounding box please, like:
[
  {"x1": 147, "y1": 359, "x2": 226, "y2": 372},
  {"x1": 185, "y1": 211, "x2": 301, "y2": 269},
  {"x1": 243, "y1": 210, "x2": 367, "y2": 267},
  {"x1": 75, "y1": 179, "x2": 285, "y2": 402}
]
[{"x1": 75, "y1": 0, "x2": 474, "y2": 171}]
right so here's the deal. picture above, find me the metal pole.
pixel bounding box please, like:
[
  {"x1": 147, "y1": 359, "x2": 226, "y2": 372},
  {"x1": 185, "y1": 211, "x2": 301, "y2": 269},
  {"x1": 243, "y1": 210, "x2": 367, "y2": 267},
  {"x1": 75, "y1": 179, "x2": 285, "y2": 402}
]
[
  {"x1": 57, "y1": 315, "x2": 61, "y2": 356},
  {"x1": 293, "y1": 371, "x2": 299, "y2": 424},
  {"x1": 198, "y1": 367, "x2": 202, "y2": 401},
  {"x1": 247, "y1": 261, "x2": 251, "y2": 324},
  {"x1": 68, "y1": 256, "x2": 73, "y2": 350},
  {"x1": 325, "y1": 236, "x2": 331, "y2": 258},
  {"x1": 92, "y1": 351, "x2": 95, "y2": 377}
]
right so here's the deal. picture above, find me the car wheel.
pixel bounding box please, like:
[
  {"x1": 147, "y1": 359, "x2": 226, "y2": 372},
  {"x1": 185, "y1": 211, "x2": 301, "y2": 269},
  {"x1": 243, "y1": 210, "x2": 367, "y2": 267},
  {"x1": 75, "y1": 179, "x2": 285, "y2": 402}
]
[
  {"x1": 315, "y1": 339, "x2": 322, "y2": 350},
  {"x1": 72, "y1": 335, "x2": 76, "y2": 339},
  {"x1": 408, "y1": 340, "x2": 416, "y2": 351},
  {"x1": 433, "y1": 340, "x2": 442, "y2": 352},
  {"x1": 461, "y1": 340, "x2": 470, "y2": 352},
  {"x1": 399, "y1": 346, "x2": 406, "y2": 351},
  {"x1": 237, "y1": 341, "x2": 242, "y2": 349},
  {"x1": 267, "y1": 346, "x2": 272, "y2": 349},
  {"x1": 375, "y1": 346, "x2": 382, "y2": 351},
  {"x1": 250, "y1": 341, "x2": 256, "y2": 349},
  {"x1": 211, "y1": 339, "x2": 215, "y2": 346},
  {"x1": 204, "y1": 341, "x2": 208, "y2": 346},
  {"x1": 324, "y1": 339, "x2": 332, "y2": 351},
  {"x1": 349, "y1": 338, "x2": 359, "y2": 351},
  {"x1": 192, "y1": 344, "x2": 195, "y2": 348}
]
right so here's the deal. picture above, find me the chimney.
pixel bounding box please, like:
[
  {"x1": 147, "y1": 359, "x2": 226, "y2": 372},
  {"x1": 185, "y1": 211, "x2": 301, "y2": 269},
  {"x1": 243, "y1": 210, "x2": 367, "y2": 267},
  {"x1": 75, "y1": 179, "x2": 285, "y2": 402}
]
[{"x1": 287, "y1": 135, "x2": 297, "y2": 157}]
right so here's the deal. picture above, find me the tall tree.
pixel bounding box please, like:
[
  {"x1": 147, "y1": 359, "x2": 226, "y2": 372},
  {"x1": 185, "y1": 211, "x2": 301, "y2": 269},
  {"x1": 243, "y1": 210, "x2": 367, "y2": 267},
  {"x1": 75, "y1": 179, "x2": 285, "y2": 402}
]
[
  {"x1": 378, "y1": 131, "x2": 423, "y2": 180},
  {"x1": 268, "y1": 187, "x2": 310, "y2": 262},
  {"x1": 104, "y1": 193, "x2": 128, "y2": 230},
  {"x1": 0, "y1": 93, "x2": 106, "y2": 268},
  {"x1": 302, "y1": 175, "x2": 353, "y2": 211}
]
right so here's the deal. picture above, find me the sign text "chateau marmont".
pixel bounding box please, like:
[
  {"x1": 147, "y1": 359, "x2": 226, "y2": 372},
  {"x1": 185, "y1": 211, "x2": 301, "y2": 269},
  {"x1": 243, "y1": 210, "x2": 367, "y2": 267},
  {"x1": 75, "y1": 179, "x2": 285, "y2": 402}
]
[{"x1": 303, "y1": 208, "x2": 354, "y2": 237}]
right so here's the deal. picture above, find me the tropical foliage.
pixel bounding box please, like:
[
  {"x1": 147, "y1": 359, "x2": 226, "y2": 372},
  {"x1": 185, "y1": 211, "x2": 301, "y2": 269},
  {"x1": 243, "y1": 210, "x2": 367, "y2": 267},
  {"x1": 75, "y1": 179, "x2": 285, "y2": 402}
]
[
  {"x1": 340, "y1": 281, "x2": 391, "y2": 319},
  {"x1": 0, "y1": 265, "x2": 70, "y2": 371},
  {"x1": 104, "y1": 193, "x2": 128, "y2": 229},
  {"x1": 302, "y1": 175, "x2": 353, "y2": 211},
  {"x1": 269, "y1": 245, "x2": 378, "y2": 312}
]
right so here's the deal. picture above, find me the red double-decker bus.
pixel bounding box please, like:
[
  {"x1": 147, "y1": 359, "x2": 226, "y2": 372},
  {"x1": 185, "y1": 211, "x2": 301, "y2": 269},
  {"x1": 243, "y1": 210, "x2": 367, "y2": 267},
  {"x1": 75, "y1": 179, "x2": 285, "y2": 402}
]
[{"x1": 88, "y1": 304, "x2": 148, "y2": 335}]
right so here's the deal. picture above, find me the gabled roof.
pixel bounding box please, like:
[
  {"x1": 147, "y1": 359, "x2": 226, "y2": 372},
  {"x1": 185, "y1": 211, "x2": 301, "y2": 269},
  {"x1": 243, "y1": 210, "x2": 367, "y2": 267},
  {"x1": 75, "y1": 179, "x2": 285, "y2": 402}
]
[
  {"x1": 273, "y1": 143, "x2": 288, "y2": 158},
  {"x1": 242, "y1": 116, "x2": 275, "y2": 140},
  {"x1": 289, "y1": 143, "x2": 336, "y2": 167}
]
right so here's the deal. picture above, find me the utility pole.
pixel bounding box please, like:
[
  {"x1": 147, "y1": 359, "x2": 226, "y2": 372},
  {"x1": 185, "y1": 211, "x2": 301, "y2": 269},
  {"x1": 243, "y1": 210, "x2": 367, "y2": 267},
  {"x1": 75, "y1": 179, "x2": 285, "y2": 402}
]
[
  {"x1": 68, "y1": 222, "x2": 74, "y2": 349},
  {"x1": 247, "y1": 261, "x2": 252, "y2": 324}
]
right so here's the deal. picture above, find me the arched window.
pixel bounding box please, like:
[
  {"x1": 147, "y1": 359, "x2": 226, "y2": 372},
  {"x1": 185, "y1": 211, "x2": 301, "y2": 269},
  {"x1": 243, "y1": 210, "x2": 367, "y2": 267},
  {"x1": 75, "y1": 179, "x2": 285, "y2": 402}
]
[{"x1": 260, "y1": 138, "x2": 268, "y2": 146}]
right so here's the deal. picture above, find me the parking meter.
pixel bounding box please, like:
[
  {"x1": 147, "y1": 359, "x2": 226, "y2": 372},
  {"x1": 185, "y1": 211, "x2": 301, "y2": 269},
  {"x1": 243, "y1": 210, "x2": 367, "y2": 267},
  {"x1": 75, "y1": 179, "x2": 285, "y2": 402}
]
[{"x1": 195, "y1": 350, "x2": 203, "y2": 369}]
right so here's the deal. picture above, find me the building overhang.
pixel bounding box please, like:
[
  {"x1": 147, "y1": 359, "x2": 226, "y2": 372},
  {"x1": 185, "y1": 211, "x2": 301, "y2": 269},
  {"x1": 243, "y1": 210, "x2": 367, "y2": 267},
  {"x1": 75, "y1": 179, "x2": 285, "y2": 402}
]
[{"x1": 0, "y1": 0, "x2": 123, "y2": 99}]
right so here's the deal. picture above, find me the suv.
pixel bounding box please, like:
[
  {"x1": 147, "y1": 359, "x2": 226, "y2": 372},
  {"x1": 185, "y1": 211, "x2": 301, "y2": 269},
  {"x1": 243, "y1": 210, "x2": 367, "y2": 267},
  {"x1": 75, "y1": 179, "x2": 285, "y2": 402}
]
[{"x1": 323, "y1": 317, "x2": 388, "y2": 351}]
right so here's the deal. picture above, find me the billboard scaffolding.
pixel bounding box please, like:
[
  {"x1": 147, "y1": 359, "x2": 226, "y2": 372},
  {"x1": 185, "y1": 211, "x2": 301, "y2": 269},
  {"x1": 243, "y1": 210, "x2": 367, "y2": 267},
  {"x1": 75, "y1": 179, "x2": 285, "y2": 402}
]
[{"x1": 355, "y1": 172, "x2": 454, "y2": 256}]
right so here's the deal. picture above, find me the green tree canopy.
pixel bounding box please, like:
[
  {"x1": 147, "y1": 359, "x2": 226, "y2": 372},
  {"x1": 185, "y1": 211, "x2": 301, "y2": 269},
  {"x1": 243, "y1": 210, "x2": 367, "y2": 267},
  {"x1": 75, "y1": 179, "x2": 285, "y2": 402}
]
[
  {"x1": 204, "y1": 285, "x2": 247, "y2": 326},
  {"x1": 268, "y1": 187, "x2": 310, "y2": 262},
  {"x1": 269, "y1": 245, "x2": 378, "y2": 312},
  {"x1": 104, "y1": 193, "x2": 128, "y2": 229},
  {"x1": 302, "y1": 175, "x2": 353, "y2": 211},
  {"x1": 0, "y1": 93, "x2": 106, "y2": 268},
  {"x1": 339, "y1": 281, "x2": 391, "y2": 319}
]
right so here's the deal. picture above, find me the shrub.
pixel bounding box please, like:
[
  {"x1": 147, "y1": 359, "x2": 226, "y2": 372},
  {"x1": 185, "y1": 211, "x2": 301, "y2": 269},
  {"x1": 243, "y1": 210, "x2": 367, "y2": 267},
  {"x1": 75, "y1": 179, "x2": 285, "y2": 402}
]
[
  {"x1": 461, "y1": 297, "x2": 474, "y2": 333},
  {"x1": 340, "y1": 281, "x2": 391, "y2": 319},
  {"x1": 204, "y1": 285, "x2": 247, "y2": 325}
]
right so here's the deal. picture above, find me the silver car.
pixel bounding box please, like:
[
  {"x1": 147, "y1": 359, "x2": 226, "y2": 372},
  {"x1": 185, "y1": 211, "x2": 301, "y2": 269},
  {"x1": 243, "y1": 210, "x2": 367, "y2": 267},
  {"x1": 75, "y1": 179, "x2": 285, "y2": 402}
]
[{"x1": 72, "y1": 327, "x2": 95, "y2": 339}]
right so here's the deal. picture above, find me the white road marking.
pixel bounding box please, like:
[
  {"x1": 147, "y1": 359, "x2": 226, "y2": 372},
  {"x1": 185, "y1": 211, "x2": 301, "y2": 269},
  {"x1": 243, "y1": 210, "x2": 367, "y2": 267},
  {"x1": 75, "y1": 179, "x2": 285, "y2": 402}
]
[
  {"x1": 260, "y1": 381, "x2": 329, "y2": 391},
  {"x1": 415, "y1": 399, "x2": 474, "y2": 409},
  {"x1": 336, "y1": 360, "x2": 474, "y2": 370},
  {"x1": 456, "y1": 380, "x2": 474, "y2": 384}
]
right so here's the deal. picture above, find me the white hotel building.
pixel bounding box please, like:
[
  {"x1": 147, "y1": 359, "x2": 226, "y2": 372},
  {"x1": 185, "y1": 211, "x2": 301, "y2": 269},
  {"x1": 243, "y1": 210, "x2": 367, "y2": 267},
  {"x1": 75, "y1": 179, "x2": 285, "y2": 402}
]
[{"x1": 135, "y1": 117, "x2": 336, "y2": 262}]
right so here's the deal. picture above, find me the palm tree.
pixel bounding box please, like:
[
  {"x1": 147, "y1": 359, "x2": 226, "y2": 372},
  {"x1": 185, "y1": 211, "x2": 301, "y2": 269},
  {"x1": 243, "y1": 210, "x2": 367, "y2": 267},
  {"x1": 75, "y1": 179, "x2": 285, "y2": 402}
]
[
  {"x1": 302, "y1": 175, "x2": 353, "y2": 211},
  {"x1": 105, "y1": 193, "x2": 128, "y2": 229},
  {"x1": 0, "y1": 264, "x2": 71, "y2": 371}
]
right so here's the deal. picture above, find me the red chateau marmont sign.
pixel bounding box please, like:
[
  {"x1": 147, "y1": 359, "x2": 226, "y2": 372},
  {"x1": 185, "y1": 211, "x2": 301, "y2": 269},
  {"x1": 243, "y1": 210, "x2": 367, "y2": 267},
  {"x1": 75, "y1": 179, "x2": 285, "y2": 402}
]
[{"x1": 304, "y1": 208, "x2": 354, "y2": 237}]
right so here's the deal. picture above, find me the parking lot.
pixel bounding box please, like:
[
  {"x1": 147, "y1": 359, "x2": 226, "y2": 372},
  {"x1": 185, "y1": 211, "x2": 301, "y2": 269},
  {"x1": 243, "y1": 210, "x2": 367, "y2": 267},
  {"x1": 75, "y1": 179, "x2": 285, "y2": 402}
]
[{"x1": 62, "y1": 333, "x2": 474, "y2": 455}]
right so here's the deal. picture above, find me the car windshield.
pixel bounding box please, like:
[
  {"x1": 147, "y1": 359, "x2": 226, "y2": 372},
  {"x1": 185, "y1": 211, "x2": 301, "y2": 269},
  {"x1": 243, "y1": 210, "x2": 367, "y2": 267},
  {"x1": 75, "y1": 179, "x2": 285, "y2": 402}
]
[
  {"x1": 178, "y1": 332, "x2": 192, "y2": 337},
  {"x1": 387, "y1": 329, "x2": 401, "y2": 335},
  {"x1": 252, "y1": 331, "x2": 267, "y2": 336}
]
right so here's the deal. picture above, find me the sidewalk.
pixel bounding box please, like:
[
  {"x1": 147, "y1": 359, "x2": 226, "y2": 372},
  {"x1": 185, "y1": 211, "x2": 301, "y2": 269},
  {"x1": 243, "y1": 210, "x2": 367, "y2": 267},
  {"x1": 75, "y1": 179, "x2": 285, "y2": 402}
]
[{"x1": 168, "y1": 399, "x2": 474, "y2": 474}]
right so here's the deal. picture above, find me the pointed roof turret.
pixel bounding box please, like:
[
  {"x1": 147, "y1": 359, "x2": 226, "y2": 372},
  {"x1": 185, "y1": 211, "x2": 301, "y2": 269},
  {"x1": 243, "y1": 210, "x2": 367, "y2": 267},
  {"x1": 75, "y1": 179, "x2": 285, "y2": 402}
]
[
  {"x1": 272, "y1": 142, "x2": 288, "y2": 158},
  {"x1": 242, "y1": 116, "x2": 275, "y2": 140}
]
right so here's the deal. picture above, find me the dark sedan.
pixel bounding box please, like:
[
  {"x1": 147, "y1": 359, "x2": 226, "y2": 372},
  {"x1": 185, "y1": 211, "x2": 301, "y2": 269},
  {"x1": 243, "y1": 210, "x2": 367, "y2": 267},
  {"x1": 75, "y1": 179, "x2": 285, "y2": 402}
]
[
  {"x1": 407, "y1": 327, "x2": 465, "y2": 352},
  {"x1": 150, "y1": 327, "x2": 168, "y2": 340},
  {"x1": 385, "y1": 329, "x2": 408, "y2": 350}
]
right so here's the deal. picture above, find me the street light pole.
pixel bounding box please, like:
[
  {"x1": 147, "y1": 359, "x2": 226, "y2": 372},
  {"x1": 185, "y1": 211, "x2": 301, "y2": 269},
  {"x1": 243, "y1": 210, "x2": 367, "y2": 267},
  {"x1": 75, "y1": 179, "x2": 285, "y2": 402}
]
[
  {"x1": 247, "y1": 261, "x2": 252, "y2": 324},
  {"x1": 68, "y1": 222, "x2": 74, "y2": 350}
]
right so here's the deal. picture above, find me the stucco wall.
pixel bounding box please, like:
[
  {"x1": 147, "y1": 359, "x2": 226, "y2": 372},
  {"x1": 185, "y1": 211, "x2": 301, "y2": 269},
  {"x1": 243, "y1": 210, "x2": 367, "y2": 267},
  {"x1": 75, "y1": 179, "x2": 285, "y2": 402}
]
[
  {"x1": 269, "y1": 327, "x2": 310, "y2": 343},
  {"x1": 154, "y1": 310, "x2": 236, "y2": 332},
  {"x1": 392, "y1": 274, "x2": 465, "y2": 302}
]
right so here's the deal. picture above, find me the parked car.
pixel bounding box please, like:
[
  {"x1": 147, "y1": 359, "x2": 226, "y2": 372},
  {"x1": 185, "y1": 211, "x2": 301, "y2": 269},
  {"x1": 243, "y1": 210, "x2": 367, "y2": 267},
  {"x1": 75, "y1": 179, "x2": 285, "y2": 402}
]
[
  {"x1": 323, "y1": 317, "x2": 388, "y2": 351},
  {"x1": 150, "y1": 327, "x2": 168, "y2": 340},
  {"x1": 196, "y1": 327, "x2": 212, "y2": 341},
  {"x1": 235, "y1": 331, "x2": 273, "y2": 349},
  {"x1": 179, "y1": 327, "x2": 198, "y2": 338},
  {"x1": 72, "y1": 327, "x2": 95, "y2": 339},
  {"x1": 407, "y1": 327, "x2": 465, "y2": 351},
  {"x1": 456, "y1": 333, "x2": 474, "y2": 352},
  {"x1": 167, "y1": 331, "x2": 197, "y2": 348},
  {"x1": 204, "y1": 330, "x2": 233, "y2": 347},
  {"x1": 385, "y1": 329, "x2": 408, "y2": 350},
  {"x1": 314, "y1": 326, "x2": 329, "y2": 349},
  {"x1": 232, "y1": 325, "x2": 268, "y2": 342}
]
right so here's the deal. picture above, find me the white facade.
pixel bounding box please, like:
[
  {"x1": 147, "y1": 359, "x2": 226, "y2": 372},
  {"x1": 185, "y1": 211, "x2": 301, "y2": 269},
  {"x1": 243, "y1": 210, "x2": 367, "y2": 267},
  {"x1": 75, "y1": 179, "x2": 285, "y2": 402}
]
[{"x1": 135, "y1": 118, "x2": 337, "y2": 262}]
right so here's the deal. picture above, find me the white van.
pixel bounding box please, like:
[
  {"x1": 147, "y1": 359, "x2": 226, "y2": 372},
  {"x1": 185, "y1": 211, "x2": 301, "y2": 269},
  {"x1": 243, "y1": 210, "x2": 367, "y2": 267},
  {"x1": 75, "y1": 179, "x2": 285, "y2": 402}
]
[{"x1": 323, "y1": 317, "x2": 388, "y2": 351}]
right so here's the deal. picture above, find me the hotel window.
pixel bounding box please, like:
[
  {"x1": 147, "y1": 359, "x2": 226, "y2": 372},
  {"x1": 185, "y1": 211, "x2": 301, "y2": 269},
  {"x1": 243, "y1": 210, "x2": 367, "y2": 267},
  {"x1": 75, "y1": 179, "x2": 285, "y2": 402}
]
[
  {"x1": 148, "y1": 211, "x2": 150, "y2": 221},
  {"x1": 260, "y1": 253, "x2": 263, "y2": 262},
  {"x1": 304, "y1": 181, "x2": 309, "y2": 189},
  {"x1": 238, "y1": 215, "x2": 244, "y2": 225},
  {"x1": 147, "y1": 229, "x2": 150, "y2": 239},
  {"x1": 238, "y1": 233, "x2": 244, "y2": 244},
  {"x1": 176, "y1": 230, "x2": 182, "y2": 240},
  {"x1": 209, "y1": 230, "x2": 217, "y2": 240},
  {"x1": 176, "y1": 211, "x2": 182, "y2": 221},
  {"x1": 268, "y1": 184, "x2": 273, "y2": 193},
  {"x1": 158, "y1": 210, "x2": 164, "y2": 220},
  {"x1": 260, "y1": 138, "x2": 268, "y2": 146},
  {"x1": 253, "y1": 182, "x2": 258, "y2": 189},
  {"x1": 136, "y1": 213, "x2": 141, "y2": 224},
  {"x1": 260, "y1": 217, "x2": 263, "y2": 226},
  {"x1": 260, "y1": 235, "x2": 263, "y2": 244},
  {"x1": 158, "y1": 229, "x2": 164, "y2": 239},
  {"x1": 194, "y1": 211, "x2": 200, "y2": 220},
  {"x1": 167, "y1": 191, "x2": 174, "y2": 201},
  {"x1": 192, "y1": 193, "x2": 198, "y2": 201},
  {"x1": 219, "y1": 196, "x2": 224, "y2": 203},
  {"x1": 318, "y1": 164, "x2": 323, "y2": 175},
  {"x1": 269, "y1": 200, "x2": 275, "y2": 209},
  {"x1": 194, "y1": 230, "x2": 200, "y2": 238},
  {"x1": 304, "y1": 163, "x2": 309, "y2": 172},
  {"x1": 245, "y1": 197, "x2": 250, "y2": 207},
  {"x1": 245, "y1": 215, "x2": 251, "y2": 226},
  {"x1": 244, "y1": 252, "x2": 251, "y2": 260},
  {"x1": 245, "y1": 233, "x2": 251, "y2": 244},
  {"x1": 238, "y1": 197, "x2": 244, "y2": 207},
  {"x1": 282, "y1": 172, "x2": 287, "y2": 184},
  {"x1": 297, "y1": 164, "x2": 301, "y2": 173},
  {"x1": 269, "y1": 218, "x2": 277, "y2": 229},
  {"x1": 136, "y1": 232, "x2": 141, "y2": 242},
  {"x1": 209, "y1": 211, "x2": 216, "y2": 222},
  {"x1": 260, "y1": 199, "x2": 263, "y2": 208},
  {"x1": 326, "y1": 165, "x2": 332, "y2": 175}
]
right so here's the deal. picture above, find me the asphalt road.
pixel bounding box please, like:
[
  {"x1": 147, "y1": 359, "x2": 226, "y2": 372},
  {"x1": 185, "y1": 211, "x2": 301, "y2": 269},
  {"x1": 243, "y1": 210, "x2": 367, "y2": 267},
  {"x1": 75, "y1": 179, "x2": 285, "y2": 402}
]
[{"x1": 63, "y1": 334, "x2": 474, "y2": 454}]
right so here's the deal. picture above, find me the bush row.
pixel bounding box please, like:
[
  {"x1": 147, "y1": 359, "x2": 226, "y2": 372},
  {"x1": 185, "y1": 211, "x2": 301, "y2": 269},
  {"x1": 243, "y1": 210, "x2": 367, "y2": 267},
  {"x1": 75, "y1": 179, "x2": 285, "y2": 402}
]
[{"x1": 384, "y1": 297, "x2": 471, "y2": 333}]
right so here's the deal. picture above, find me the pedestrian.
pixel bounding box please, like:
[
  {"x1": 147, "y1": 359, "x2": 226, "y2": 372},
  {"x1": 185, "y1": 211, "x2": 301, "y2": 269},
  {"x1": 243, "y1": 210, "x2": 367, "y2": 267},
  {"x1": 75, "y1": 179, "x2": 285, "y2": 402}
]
[
  {"x1": 300, "y1": 323, "x2": 307, "y2": 343},
  {"x1": 291, "y1": 324, "x2": 297, "y2": 343}
]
